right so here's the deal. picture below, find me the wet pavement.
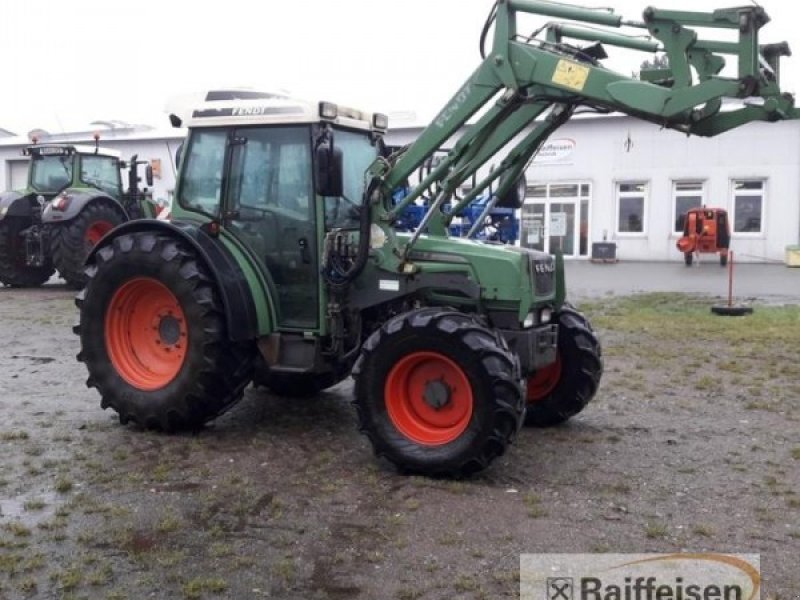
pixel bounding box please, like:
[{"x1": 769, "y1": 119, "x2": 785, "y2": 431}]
[{"x1": 565, "y1": 260, "x2": 800, "y2": 305}]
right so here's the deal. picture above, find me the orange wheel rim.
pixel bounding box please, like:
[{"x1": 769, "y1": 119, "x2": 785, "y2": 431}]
[
  {"x1": 105, "y1": 277, "x2": 188, "y2": 391},
  {"x1": 526, "y1": 355, "x2": 562, "y2": 403},
  {"x1": 385, "y1": 351, "x2": 473, "y2": 446},
  {"x1": 85, "y1": 220, "x2": 114, "y2": 246}
]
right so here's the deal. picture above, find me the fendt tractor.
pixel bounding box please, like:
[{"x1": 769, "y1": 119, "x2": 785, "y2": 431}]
[
  {"x1": 76, "y1": 1, "x2": 798, "y2": 476},
  {"x1": 0, "y1": 141, "x2": 155, "y2": 288}
]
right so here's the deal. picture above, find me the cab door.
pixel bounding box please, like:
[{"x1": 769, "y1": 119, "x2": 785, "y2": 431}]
[{"x1": 225, "y1": 126, "x2": 319, "y2": 330}]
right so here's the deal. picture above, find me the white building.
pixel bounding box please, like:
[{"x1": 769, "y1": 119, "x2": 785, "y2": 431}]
[
  {"x1": 388, "y1": 116, "x2": 800, "y2": 263},
  {"x1": 0, "y1": 125, "x2": 184, "y2": 209},
  {"x1": 1, "y1": 114, "x2": 797, "y2": 263}
]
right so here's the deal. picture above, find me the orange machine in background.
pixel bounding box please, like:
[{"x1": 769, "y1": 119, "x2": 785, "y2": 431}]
[{"x1": 676, "y1": 207, "x2": 731, "y2": 266}]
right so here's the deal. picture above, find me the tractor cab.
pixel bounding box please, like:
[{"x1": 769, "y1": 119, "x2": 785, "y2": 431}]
[
  {"x1": 25, "y1": 144, "x2": 123, "y2": 199},
  {"x1": 676, "y1": 207, "x2": 731, "y2": 266},
  {"x1": 172, "y1": 91, "x2": 387, "y2": 329}
]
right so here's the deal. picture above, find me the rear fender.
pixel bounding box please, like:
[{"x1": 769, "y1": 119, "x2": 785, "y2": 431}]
[
  {"x1": 86, "y1": 219, "x2": 262, "y2": 342},
  {"x1": 42, "y1": 190, "x2": 127, "y2": 224},
  {"x1": 0, "y1": 191, "x2": 33, "y2": 220}
]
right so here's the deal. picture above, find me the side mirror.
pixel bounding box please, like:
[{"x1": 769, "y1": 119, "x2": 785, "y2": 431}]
[
  {"x1": 496, "y1": 174, "x2": 527, "y2": 210},
  {"x1": 145, "y1": 165, "x2": 154, "y2": 187},
  {"x1": 315, "y1": 145, "x2": 344, "y2": 197}
]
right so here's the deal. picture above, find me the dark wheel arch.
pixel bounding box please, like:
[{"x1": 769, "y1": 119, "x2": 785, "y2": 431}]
[{"x1": 87, "y1": 219, "x2": 260, "y2": 342}]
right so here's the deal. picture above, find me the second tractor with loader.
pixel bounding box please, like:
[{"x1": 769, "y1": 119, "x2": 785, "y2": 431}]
[{"x1": 76, "y1": 0, "x2": 799, "y2": 476}]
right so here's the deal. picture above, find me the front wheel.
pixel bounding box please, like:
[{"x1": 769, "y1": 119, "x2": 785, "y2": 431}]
[
  {"x1": 50, "y1": 201, "x2": 126, "y2": 289},
  {"x1": 684, "y1": 252, "x2": 693, "y2": 266},
  {"x1": 75, "y1": 232, "x2": 255, "y2": 431},
  {"x1": 353, "y1": 308, "x2": 525, "y2": 478},
  {"x1": 0, "y1": 217, "x2": 54, "y2": 287},
  {"x1": 524, "y1": 305, "x2": 603, "y2": 427}
]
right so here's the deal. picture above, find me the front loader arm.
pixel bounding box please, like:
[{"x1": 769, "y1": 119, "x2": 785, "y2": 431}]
[{"x1": 366, "y1": 0, "x2": 799, "y2": 266}]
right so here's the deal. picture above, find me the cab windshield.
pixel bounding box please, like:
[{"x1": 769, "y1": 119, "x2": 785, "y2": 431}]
[
  {"x1": 324, "y1": 129, "x2": 379, "y2": 229},
  {"x1": 80, "y1": 155, "x2": 122, "y2": 198},
  {"x1": 30, "y1": 155, "x2": 73, "y2": 192},
  {"x1": 178, "y1": 125, "x2": 378, "y2": 223}
]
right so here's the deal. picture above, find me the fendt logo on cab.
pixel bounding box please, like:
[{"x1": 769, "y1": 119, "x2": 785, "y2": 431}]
[{"x1": 231, "y1": 106, "x2": 269, "y2": 116}]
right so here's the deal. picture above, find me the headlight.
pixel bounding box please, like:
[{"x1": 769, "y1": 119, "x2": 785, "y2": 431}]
[
  {"x1": 0, "y1": 206, "x2": 7, "y2": 217},
  {"x1": 540, "y1": 307, "x2": 553, "y2": 325},
  {"x1": 523, "y1": 312, "x2": 536, "y2": 328}
]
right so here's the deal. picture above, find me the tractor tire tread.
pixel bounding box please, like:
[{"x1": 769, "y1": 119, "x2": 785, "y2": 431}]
[
  {"x1": 75, "y1": 231, "x2": 254, "y2": 431},
  {"x1": 353, "y1": 307, "x2": 524, "y2": 478}
]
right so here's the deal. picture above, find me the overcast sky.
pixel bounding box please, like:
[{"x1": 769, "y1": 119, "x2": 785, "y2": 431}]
[{"x1": 1, "y1": 0, "x2": 798, "y2": 136}]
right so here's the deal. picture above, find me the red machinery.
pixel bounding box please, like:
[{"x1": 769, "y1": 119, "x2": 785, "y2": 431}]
[{"x1": 676, "y1": 207, "x2": 731, "y2": 266}]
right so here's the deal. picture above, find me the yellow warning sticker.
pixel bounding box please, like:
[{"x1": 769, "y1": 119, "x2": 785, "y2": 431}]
[{"x1": 552, "y1": 59, "x2": 590, "y2": 91}]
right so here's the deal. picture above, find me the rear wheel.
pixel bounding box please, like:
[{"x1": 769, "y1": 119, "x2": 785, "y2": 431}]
[
  {"x1": 524, "y1": 305, "x2": 603, "y2": 427},
  {"x1": 50, "y1": 201, "x2": 125, "y2": 289},
  {"x1": 75, "y1": 232, "x2": 255, "y2": 431},
  {"x1": 684, "y1": 252, "x2": 693, "y2": 266},
  {"x1": 353, "y1": 308, "x2": 524, "y2": 477},
  {"x1": 0, "y1": 217, "x2": 54, "y2": 287},
  {"x1": 719, "y1": 253, "x2": 728, "y2": 267}
]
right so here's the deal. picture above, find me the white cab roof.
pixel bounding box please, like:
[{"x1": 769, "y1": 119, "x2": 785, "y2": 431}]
[{"x1": 171, "y1": 90, "x2": 377, "y2": 131}]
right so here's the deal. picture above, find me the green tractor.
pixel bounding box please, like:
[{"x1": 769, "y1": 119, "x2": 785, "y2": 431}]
[
  {"x1": 0, "y1": 141, "x2": 156, "y2": 288},
  {"x1": 75, "y1": 1, "x2": 798, "y2": 477}
]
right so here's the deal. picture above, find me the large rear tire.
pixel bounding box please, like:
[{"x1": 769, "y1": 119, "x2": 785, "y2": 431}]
[
  {"x1": 523, "y1": 305, "x2": 603, "y2": 427},
  {"x1": 0, "y1": 217, "x2": 54, "y2": 287},
  {"x1": 353, "y1": 308, "x2": 524, "y2": 478},
  {"x1": 75, "y1": 232, "x2": 255, "y2": 431},
  {"x1": 50, "y1": 201, "x2": 125, "y2": 289}
]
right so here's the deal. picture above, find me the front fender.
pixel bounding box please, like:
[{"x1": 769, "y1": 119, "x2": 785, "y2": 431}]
[
  {"x1": 87, "y1": 219, "x2": 262, "y2": 342},
  {"x1": 42, "y1": 189, "x2": 127, "y2": 224}
]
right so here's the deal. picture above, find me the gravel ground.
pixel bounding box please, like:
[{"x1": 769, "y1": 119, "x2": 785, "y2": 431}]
[{"x1": 0, "y1": 280, "x2": 798, "y2": 600}]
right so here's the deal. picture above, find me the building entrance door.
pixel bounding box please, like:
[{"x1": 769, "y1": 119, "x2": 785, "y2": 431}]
[{"x1": 521, "y1": 183, "x2": 590, "y2": 258}]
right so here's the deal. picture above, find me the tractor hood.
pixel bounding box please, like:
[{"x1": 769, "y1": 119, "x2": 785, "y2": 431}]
[{"x1": 404, "y1": 235, "x2": 557, "y2": 313}]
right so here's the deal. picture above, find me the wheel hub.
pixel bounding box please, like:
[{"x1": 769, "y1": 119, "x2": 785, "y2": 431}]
[
  {"x1": 423, "y1": 378, "x2": 452, "y2": 410},
  {"x1": 157, "y1": 314, "x2": 182, "y2": 346}
]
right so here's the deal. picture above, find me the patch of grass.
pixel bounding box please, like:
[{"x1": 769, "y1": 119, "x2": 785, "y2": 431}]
[
  {"x1": 4, "y1": 523, "x2": 32, "y2": 537},
  {"x1": 23, "y1": 499, "x2": 46, "y2": 511},
  {"x1": 17, "y1": 577, "x2": 37, "y2": 594},
  {"x1": 0, "y1": 430, "x2": 30, "y2": 441},
  {"x1": 50, "y1": 565, "x2": 82, "y2": 591},
  {"x1": 454, "y1": 575, "x2": 479, "y2": 593},
  {"x1": 87, "y1": 563, "x2": 113, "y2": 586},
  {"x1": 397, "y1": 588, "x2": 423, "y2": 600},
  {"x1": 54, "y1": 476, "x2": 73, "y2": 494},
  {"x1": 791, "y1": 448, "x2": 800, "y2": 460},
  {"x1": 156, "y1": 513, "x2": 182, "y2": 534},
  {"x1": 645, "y1": 522, "x2": 668, "y2": 539},
  {"x1": 272, "y1": 556, "x2": 295, "y2": 584},
  {"x1": 692, "y1": 524, "x2": 715, "y2": 537},
  {"x1": 524, "y1": 493, "x2": 548, "y2": 518}
]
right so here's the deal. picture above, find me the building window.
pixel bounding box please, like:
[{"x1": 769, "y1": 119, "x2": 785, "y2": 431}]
[
  {"x1": 673, "y1": 181, "x2": 705, "y2": 234},
  {"x1": 616, "y1": 182, "x2": 647, "y2": 234},
  {"x1": 731, "y1": 180, "x2": 765, "y2": 234}
]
